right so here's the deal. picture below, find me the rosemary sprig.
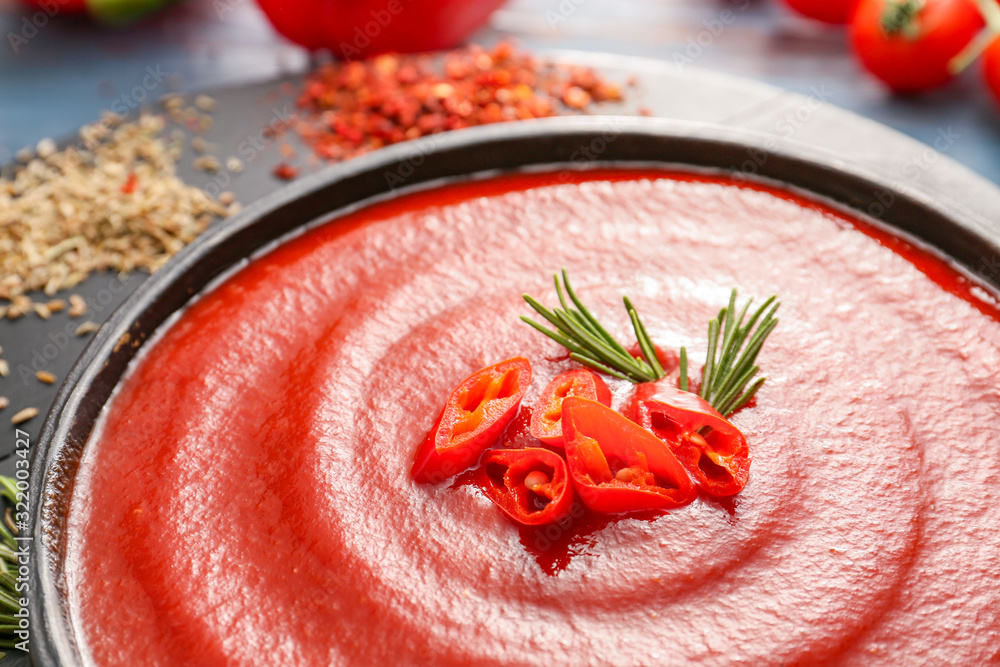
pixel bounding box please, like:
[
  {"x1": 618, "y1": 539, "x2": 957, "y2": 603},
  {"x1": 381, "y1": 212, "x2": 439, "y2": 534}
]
[
  {"x1": 682, "y1": 289, "x2": 780, "y2": 417},
  {"x1": 522, "y1": 272, "x2": 780, "y2": 419},
  {"x1": 522, "y1": 271, "x2": 664, "y2": 383},
  {"x1": 0, "y1": 476, "x2": 24, "y2": 654}
]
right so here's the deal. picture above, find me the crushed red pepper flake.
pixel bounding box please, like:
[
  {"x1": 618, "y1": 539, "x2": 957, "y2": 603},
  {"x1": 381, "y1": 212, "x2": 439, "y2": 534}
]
[
  {"x1": 273, "y1": 163, "x2": 300, "y2": 180},
  {"x1": 121, "y1": 172, "x2": 138, "y2": 194},
  {"x1": 288, "y1": 42, "x2": 624, "y2": 177}
]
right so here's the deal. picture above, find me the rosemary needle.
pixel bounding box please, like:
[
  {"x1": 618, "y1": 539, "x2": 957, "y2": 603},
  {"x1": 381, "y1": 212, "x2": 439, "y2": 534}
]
[
  {"x1": 0, "y1": 477, "x2": 24, "y2": 653},
  {"x1": 681, "y1": 289, "x2": 780, "y2": 417},
  {"x1": 521, "y1": 271, "x2": 660, "y2": 383},
  {"x1": 522, "y1": 272, "x2": 779, "y2": 418}
]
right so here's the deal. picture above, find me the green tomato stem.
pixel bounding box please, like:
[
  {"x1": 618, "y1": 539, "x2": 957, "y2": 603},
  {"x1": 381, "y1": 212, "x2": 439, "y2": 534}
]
[{"x1": 949, "y1": 25, "x2": 999, "y2": 75}]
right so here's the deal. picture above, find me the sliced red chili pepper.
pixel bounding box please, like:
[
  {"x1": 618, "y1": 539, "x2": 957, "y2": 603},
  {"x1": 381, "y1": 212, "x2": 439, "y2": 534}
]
[
  {"x1": 529, "y1": 369, "x2": 612, "y2": 447},
  {"x1": 561, "y1": 397, "x2": 695, "y2": 513},
  {"x1": 411, "y1": 357, "x2": 532, "y2": 484},
  {"x1": 476, "y1": 448, "x2": 573, "y2": 526},
  {"x1": 630, "y1": 382, "x2": 750, "y2": 497}
]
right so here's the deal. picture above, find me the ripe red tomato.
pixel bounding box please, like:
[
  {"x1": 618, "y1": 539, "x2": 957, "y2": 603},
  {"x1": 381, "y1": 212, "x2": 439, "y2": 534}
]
[
  {"x1": 256, "y1": 0, "x2": 507, "y2": 58},
  {"x1": 21, "y1": 0, "x2": 86, "y2": 12},
  {"x1": 985, "y1": 37, "x2": 1000, "y2": 106},
  {"x1": 781, "y1": 0, "x2": 858, "y2": 24},
  {"x1": 850, "y1": 0, "x2": 984, "y2": 92}
]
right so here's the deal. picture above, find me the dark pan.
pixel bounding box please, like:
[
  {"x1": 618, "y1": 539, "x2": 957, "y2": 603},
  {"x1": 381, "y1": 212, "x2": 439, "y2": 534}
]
[{"x1": 27, "y1": 116, "x2": 1000, "y2": 666}]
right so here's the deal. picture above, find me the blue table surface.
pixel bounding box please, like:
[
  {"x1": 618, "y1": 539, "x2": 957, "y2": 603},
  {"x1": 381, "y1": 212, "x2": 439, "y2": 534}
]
[{"x1": 0, "y1": 0, "x2": 998, "y2": 184}]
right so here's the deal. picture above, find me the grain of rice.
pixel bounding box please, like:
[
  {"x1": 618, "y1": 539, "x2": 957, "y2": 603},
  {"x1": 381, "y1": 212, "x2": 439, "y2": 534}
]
[
  {"x1": 194, "y1": 95, "x2": 217, "y2": 112},
  {"x1": 161, "y1": 95, "x2": 185, "y2": 110},
  {"x1": 0, "y1": 360, "x2": 8, "y2": 377},
  {"x1": 37, "y1": 370, "x2": 57, "y2": 384},
  {"x1": 0, "y1": 397, "x2": 8, "y2": 411},
  {"x1": 11, "y1": 407, "x2": 38, "y2": 425},
  {"x1": 68, "y1": 295, "x2": 87, "y2": 318},
  {"x1": 47, "y1": 299, "x2": 66, "y2": 313},
  {"x1": 194, "y1": 155, "x2": 221, "y2": 173},
  {"x1": 36, "y1": 138, "x2": 56, "y2": 158},
  {"x1": 75, "y1": 321, "x2": 100, "y2": 336}
]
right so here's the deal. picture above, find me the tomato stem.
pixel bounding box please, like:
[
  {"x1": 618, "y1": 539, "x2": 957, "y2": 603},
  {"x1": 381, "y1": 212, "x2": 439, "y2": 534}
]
[
  {"x1": 972, "y1": 0, "x2": 1000, "y2": 30},
  {"x1": 948, "y1": 0, "x2": 1000, "y2": 76},
  {"x1": 880, "y1": 0, "x2": 926, "y2": 39},
  {"x1": 949, "y1": 25, "x2": 999, "y2": 74}
]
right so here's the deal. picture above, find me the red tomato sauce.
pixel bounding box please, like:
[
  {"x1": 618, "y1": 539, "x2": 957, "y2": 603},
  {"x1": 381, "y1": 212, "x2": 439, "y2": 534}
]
[{"x1": 66, "y1": 170, "x2": 1000, "y2": 666}]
